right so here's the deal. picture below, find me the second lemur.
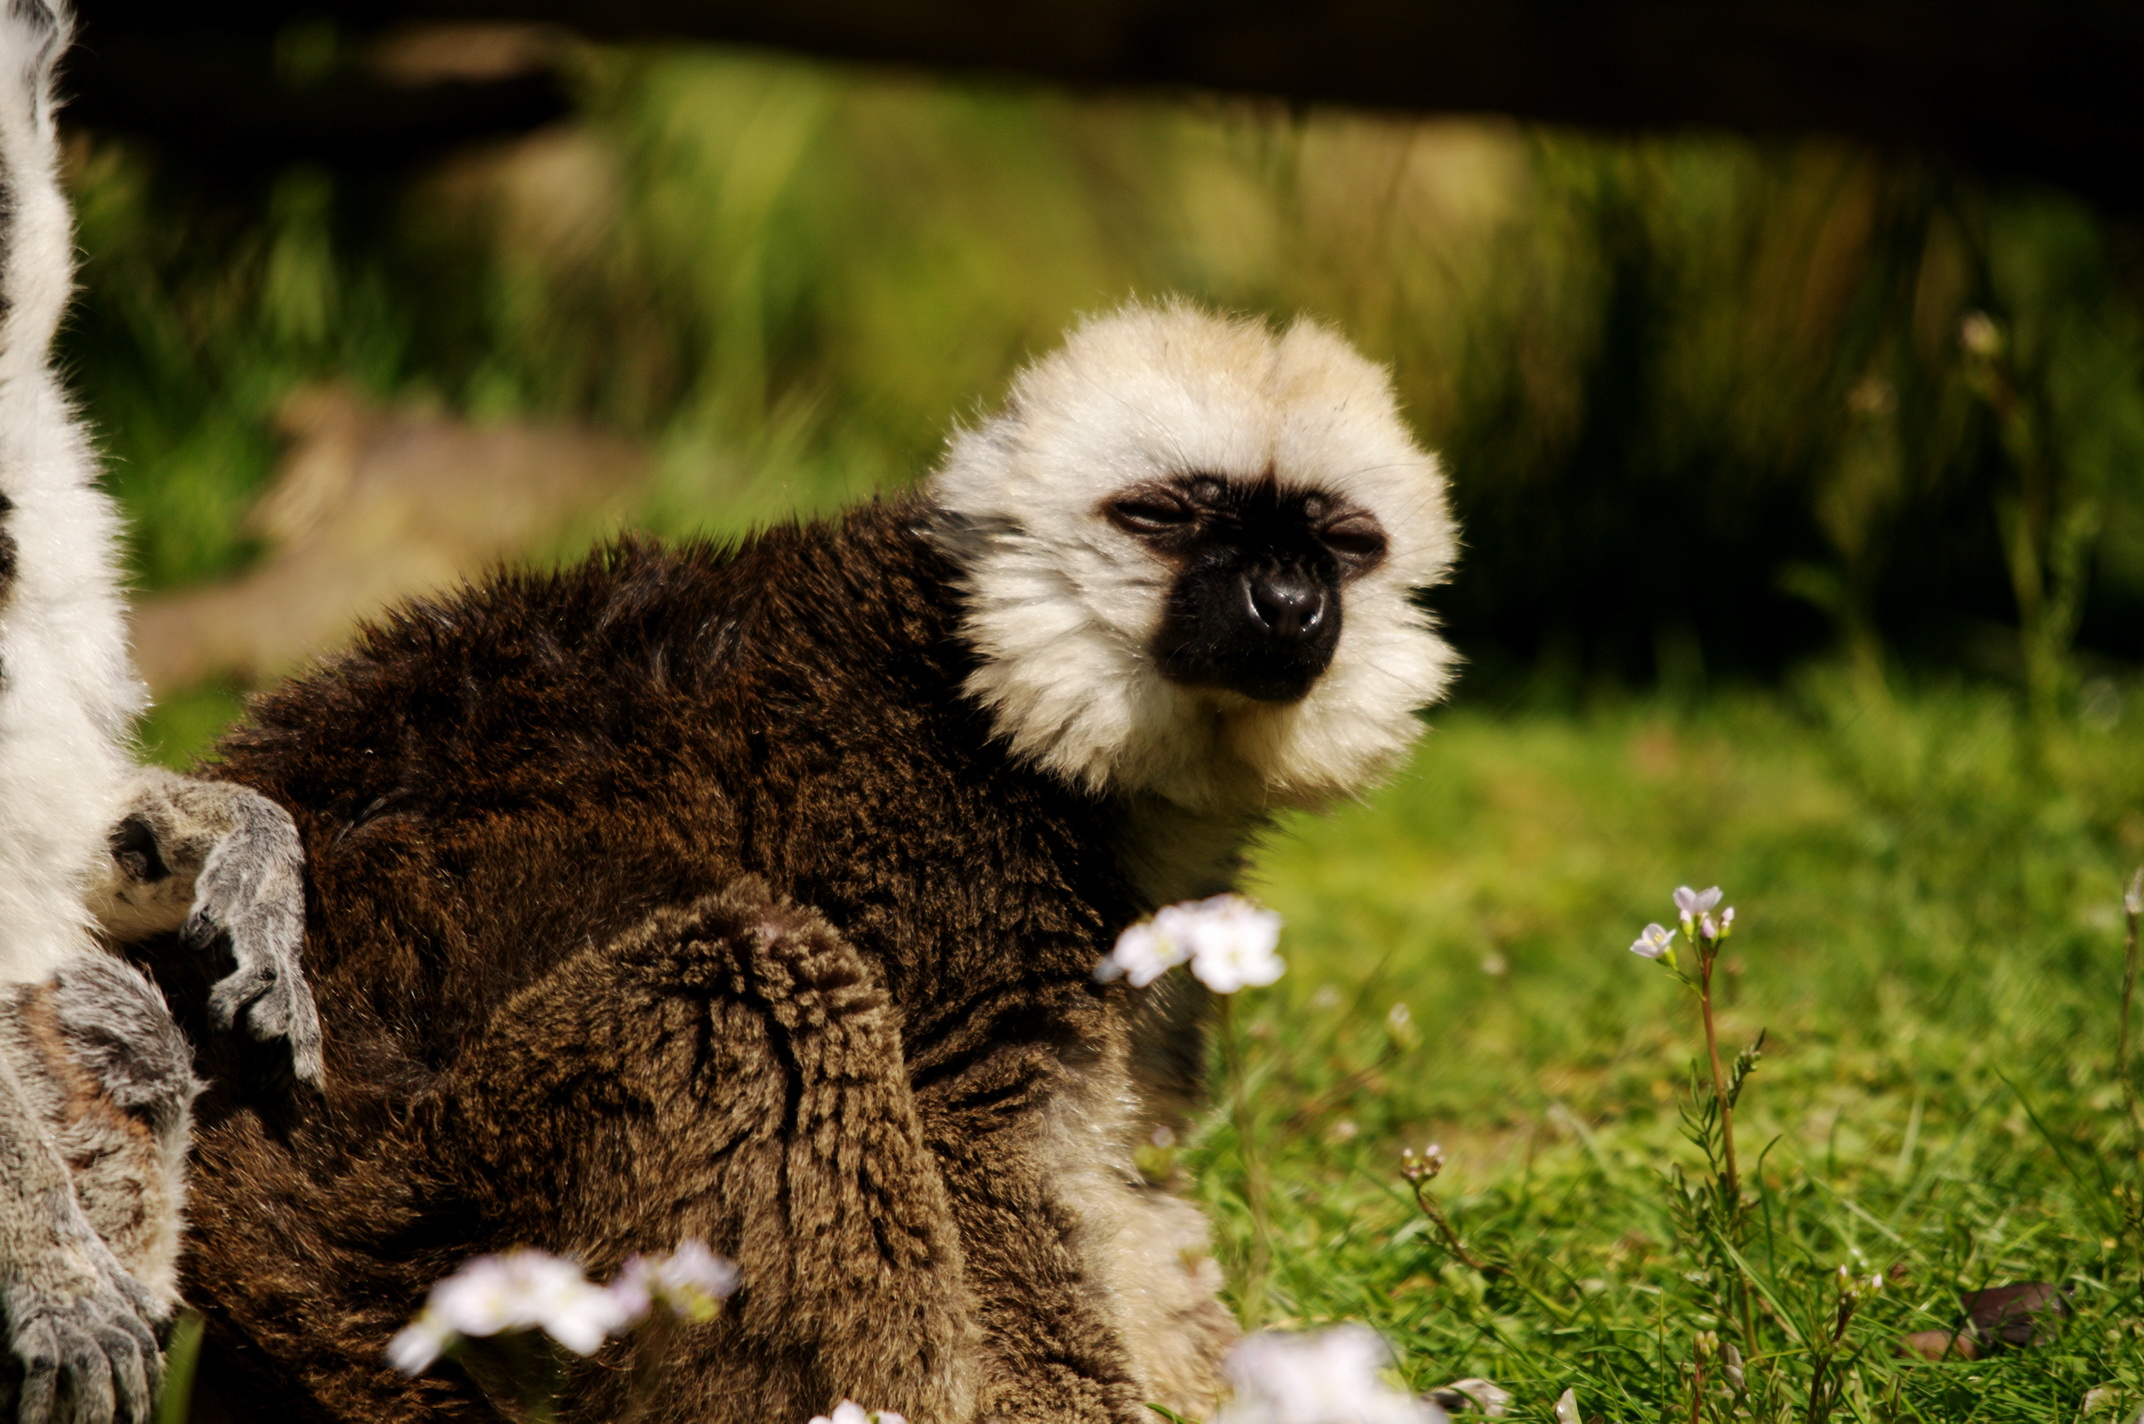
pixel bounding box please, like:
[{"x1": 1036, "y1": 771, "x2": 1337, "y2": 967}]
[{"x1": 0, "y1": 7, "x2": 320, "y2": 1421}]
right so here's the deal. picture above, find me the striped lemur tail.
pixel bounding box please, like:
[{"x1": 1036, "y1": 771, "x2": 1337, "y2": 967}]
[
  {"x1": 0, "y1": 0, "x2": 139, "y2": 987},
  {"x1": 0, "y1": 7, "x2": 322, "y2": 1421},
  {"x1": 0, "y1": 0, "x2": 322, "y2": 1080},
  {"x1": 0, "y1": 0, "x2": 74, "y2": 385}
]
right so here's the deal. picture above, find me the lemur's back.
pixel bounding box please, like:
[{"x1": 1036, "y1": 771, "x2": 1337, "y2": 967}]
[
  {"x1": 175, "y1": 511, "x2": 1159, "y2": 1422},
  {"x1": 202, "y1": 511, "x2": 1134, "y2": 1108},
  {"x1": 0, "y1": 0, "x2": 140, "y2": 983}
]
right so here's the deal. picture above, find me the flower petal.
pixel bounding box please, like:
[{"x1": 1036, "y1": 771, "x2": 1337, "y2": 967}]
[
  {"x1": 386, "y1": 1317, "x2": 451, "y2": 1375},
  {"x1": 1628, "y1": 923, "x2": 1676, "y2": 959}
]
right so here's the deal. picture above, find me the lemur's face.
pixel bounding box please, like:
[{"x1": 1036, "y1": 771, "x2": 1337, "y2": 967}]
[
  {"x1": 931, "y1": 302, "x2": 1458, "y2": 811},
  {"x1": 1102, "y1": 475, "x2": 1384, "y2": 704}
]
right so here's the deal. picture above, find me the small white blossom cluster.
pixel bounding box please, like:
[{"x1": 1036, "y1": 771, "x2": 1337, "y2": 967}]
[
  {"x1": 1094, "y1": 894, "x2": 1285, "y2": 994},
  {"x1": 809, "y1": 1402, "x2": 908, "y2": 1424},
  {"x1": 1629, "y1": 885, "x2": 1735, "y2": 965},
  {"x1": 1673, "y1": 885, "x2": 1733, "y2": 941},
  {"x1": 388, "y1": 1241, "x2": 738, "y2": 1374},
  {"x1": 1218, "y1": 1326, "x2": 1449, "y2": 1424},
  {"x1": 610, "y1": 1239, "x2": 739, "y2": 1323}
]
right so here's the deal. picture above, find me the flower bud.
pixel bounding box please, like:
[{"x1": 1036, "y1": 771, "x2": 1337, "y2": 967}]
[{"x1": 1960, "y1": 310, "x2": 2003, "y2": 358}]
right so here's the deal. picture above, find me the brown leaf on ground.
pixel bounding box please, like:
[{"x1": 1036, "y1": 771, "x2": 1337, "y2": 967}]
[
  {"x1": 1961, "y1": 1281, "x2": 2071, "y2": 1348},
  {"x1": 1899, "y1": 1281, "x2": 2072, "y2": 1362},
  {"x1": 1899, "y1": 1330, "x2": 1978, "y2": 1361}
]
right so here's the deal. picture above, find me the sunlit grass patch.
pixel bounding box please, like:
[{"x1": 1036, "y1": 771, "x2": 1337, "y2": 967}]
[{"x1": 1227, "y1": 678, "x2": 2144, "y2": 1419}]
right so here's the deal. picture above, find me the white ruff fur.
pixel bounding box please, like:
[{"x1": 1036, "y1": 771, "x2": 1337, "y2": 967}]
[
  {"x1": 930, "y1": 301, "x2": 1458, "y2": 812},
  {"x1": 0, "y1": 4, "x2": 141, "y2": 983}
]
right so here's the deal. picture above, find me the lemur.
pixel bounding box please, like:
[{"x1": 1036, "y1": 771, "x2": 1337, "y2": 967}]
[
  {"x1": 0, "y1": 6, "x2": 319, "y2": 1422},
  {"x1": 161, "y1": 302, "x2": 1458, "y2": 1423}
]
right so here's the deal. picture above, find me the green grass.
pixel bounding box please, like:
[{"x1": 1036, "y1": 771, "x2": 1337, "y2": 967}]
[
  {"x1": 144, "y1": 664, "x2": 2144, "y2": 1419},
  {"x1": 1202, "y1": 672, "x2": 2144, "y2": 1420}
]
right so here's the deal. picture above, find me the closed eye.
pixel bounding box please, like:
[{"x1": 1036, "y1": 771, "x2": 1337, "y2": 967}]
[
  {"x1": 1105, "y1": 495, "x2": 1197, "y2": 535},
  {"x1": 1319, "y1": 514, "x2": 1388, "y2": 564}
]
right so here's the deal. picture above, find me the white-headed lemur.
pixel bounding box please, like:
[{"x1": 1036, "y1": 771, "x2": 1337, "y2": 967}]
[
  {"x1": 0, "y1": 6, "x2": 319, "y2": 1422},
  {"x1": 167, "y1": 302, "x2": 1456, "y2": 1423}
]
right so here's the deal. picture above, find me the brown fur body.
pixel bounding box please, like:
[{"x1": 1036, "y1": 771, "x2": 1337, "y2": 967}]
[{"x1": 158, "y1": 498, "x2": 1229, "y2": 1422}]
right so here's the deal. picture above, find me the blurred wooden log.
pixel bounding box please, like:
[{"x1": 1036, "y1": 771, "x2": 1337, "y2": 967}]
[
  {"x1": 63, "y1": 15, "x2": 574, "y2": 172},
  {"x1": 67, "y1": 1, "x2": 2144, "y2": 207}
]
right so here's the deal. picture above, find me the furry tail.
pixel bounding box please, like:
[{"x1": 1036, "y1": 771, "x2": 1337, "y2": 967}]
[{"x1": 0, "y1": 0, "x2": 74, "y2": 386}]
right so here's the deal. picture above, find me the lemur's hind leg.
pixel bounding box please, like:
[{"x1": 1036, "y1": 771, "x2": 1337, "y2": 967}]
[
  {"x1": 0, "y1": 958, "x2": 200, "y2": 1424},
  {"x1": 32, "y1": 957, "x2": 201, "y2": 1300},
  {"x1": 183, "y1": 880, "x2": 980, "y2": 1424},
  {"x1": 92, "y1": 769, "x2": 321, "y2": 1089}
]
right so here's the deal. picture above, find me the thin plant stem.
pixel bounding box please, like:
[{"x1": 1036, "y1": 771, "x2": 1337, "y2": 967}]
[
  {"x1": 1806, "y1": 1284, "x2": 1862, "y2": 1424},
  {"x1": 613, "y1": 1311, "x2": 677, "y2": 1424},
  {"x1": 1405, "y1": 1176, "x2": 1494, "y2": 1275},
  {"x1": 153, "y1": 1313, "x2": 204, "y2": 1424},
  {"x1": 2119, "y1": 868, "x2": 2144, "y2": 1289},
  {"x1": 2119, "y1": 869, "x2": 2142, "y2": 1154},
  {"x1": 1218, "y1": 993, "x2": 1270, "y2": 1326},
  {"x1": 1695, "y1": 938, "x2": 1758, "y2": 1358},
  {"x1": 1696, "y1": 952, "x2": 1739, "y2": 1206}
]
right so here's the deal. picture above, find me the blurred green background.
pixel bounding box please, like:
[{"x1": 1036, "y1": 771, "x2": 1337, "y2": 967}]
[
  {"x1": 71, "y1": 39, "x2": 2144, "y2": 734},
  {"x1": 65, "y1": 31, "x2": 2144, "y2": 1416}
]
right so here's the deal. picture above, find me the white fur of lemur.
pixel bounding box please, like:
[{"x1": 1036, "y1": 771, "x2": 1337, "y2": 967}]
[
  {"x1": 931, "y1": 301, "x2": 1459, "y2": 816},
  {"x1": 0, "y1": 20, "x2": 318, "y2": 1419},
  {"x1": 933, "y1": 305, "x2": 1461, "y2": 1405},
  {"x1": 0, "y1": 0, "x2": 142, "y2": 986}
]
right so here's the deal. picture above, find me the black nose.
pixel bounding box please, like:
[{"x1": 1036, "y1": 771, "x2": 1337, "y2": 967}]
[{"x1": 1245, "y1": 570, "x2": 1326, "y2": 642}]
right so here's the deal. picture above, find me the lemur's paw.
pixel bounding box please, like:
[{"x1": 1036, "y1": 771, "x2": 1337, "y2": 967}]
[
  {"x1": 186, "y1": 789, "x2": 323, "y2": 1089},
  {"x1": 3, "y1": 1245, "x2": 163, "y2": 1424}
]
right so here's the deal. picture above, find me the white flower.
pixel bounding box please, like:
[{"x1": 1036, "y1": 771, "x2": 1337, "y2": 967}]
[
  {"x1": 1553, "y1": 1388, "x2": 1580, "y2": 1424},
  {"x1": 810, "y1": 1403, "x2": 908, "y2": 1424},
  {"x1": 1219, "y1": 1326, "x2": 1447, "y2": 1424},
  {"x1": 1096, "y1": 895, "x2": 1285, "y2": 994},
  {"x1": 387, "y1": 1249, "x2": 636, "y2": 1373},
  {"x1": 1672, "y1": 886, "x2": 1722, "y2": 928},
  {"x1": 1178, "y1": 896, "x2": 1285, "y2": 992},
  {"x1": 386, "y1": 1315, "x2": 454, "y2": 1375},
  {"x1": 1629, "y1": 923, "x2": 1676, "y2": 960},
  {"x1": 611, "y1": 1240, "x2": 739, "y2": 1323},
  {"x1": 1093, "y1": 919, "x2": 1188, "y2": 986},
  {"x1": 2126, "y1": 868, "x2": 2142, "y2": 918}
]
